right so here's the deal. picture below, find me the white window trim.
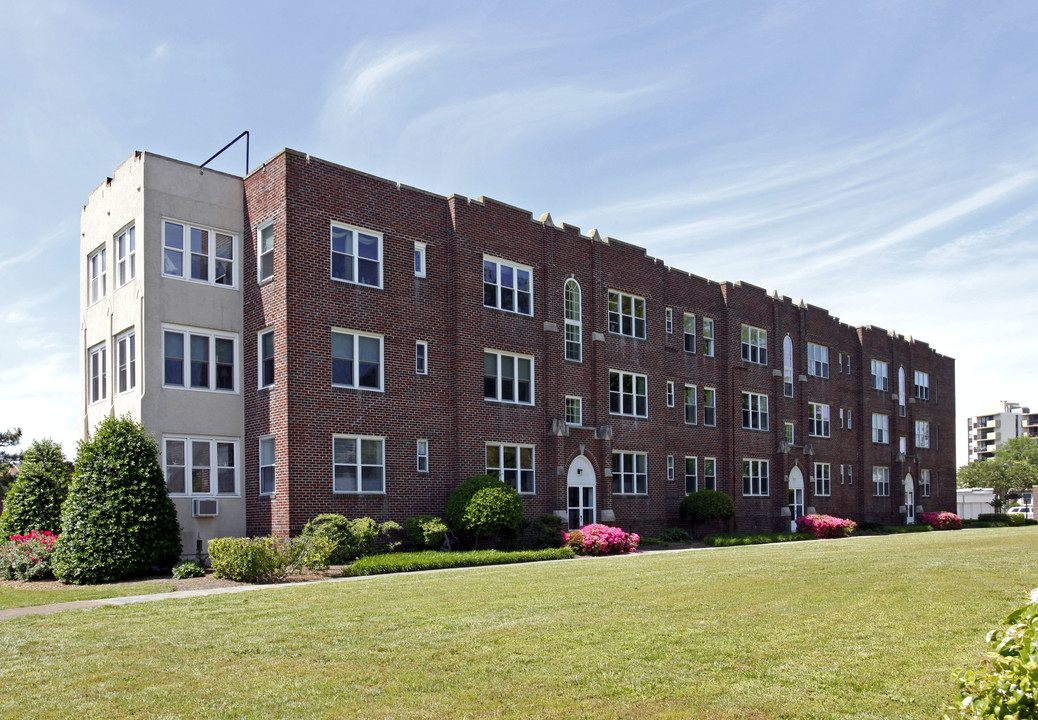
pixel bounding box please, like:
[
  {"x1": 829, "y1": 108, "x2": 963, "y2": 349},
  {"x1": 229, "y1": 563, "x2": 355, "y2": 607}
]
[
  {"x1": 115, "y1": 224, "x2": 135, "y2": 288},
  {"x1": 484, "y1": 350, "x2": 535, "y2": 405},
  {"x1": 702, "y1": 317, "x2": 715, "y2": 357},
  {"x1": 565, "y1": 396, "x2": 583, "y2": 426},
  {"x1": 684, "y1": 384, "x2": 698, "y2": 425},
  {"x1": 88, "y1": 245, "x2": 106, "y2": 305},
  {"x1": 331, "y1": 328, "x2": 385, "y2": 392},
  {"x1": 814, "y1": 462, "x2": 831, "y2": 496},
  {"x1": 914, "y1": 371, "x2": 931, "y2": 400},
  {"x1": 115, "y1": 329, "x2": 135, "y2": 395},
  {"x1": 330, "y1": 221, "x2": 384, "y2": 289},
  {"x1": 163, "y1": 435, "x2": 240, "y2": 497},
  {"x1": 873, "y1": 466, "x2": 890, "y2": 497},
  {"x1": 666, "y1": 380, "x2": 675, "y2": 408},
  {"x1": 609, "y1": 369, "x2": 648, "y2": 418},
  {"x1": 332, "y1": 434, "x2": 387, "y2": 494},
  {"x1": 416, "y1": 340, "x2": 428, "y2": 375},
  {"x1": 483, "y1": 254, "x2": 533, "y2": 316},
  {"x1": 612, "y1": 450, "x2": 648, "y2": 495},
  {"x1": 564, "y1": 278, "x2": 582, "y2": 362},
  {"x1": 872, "y1": 413, "x2": 889, "y2": 444},
  {"x1": 741, "y1": 391, "x2": 769, "y2": 431},
  {"x1": 915, "y1": 420, "x2": 931, "y2": 449},
  {"x1": 485, "y1": 442, "x2": 536, "y2": 494},
  {"x1": 258, "y1": 328, "x2": 275, "y2": 389},
  {"x1": 88, "y1": 341, "x2": 107, "y2": 404},
  {"x1": 259, "y1": 436, "x2": 275, "y2": 496},
  {"x1": 704, "y1": 387, "x2": 716, "y2": 427},
  {"x1": 162, "y1": 324, "x2": 240, "y2": 394},
  {"x1": 162, "y1": 218, "x2": 238, "y2": 289},
  {"x1": 607, "y1": 290, "x2": 647, "y2": 340},
  {"x1": 257, "y1": 221, "x2": 274, "y2": 283},
  {"x1": 743, "y1": 458, "x2": 769, "y2": 497},
  {"x1": 414, "y1": 242, "x2": 427, "y2": 278},
  {"x1": 684, "y1": 456, "x2": 698, "y2": 493},
  {"x1": 742, "y1": 324, "x2": 768, "y2": 365},
  {"x1": 920, "y1": 468, "x2": 932, "y2": 497},
  {"x1": 665, "y1": 307, "x2": 673, "y2": 335},
  {"x1": 683, "y1": 313, "x2": 696, "y2": 354},
  {"x1": 416, "y1": 439, "x2": 429, "y2": 473},
  {"x1": 807, "y1": 342, "x2": 829, "y2": 379},
  {"x1": 703, "y1": 457, "x2": 717, "y2": 491},
  {"x1": 871, "y1": 359, "x2": 889, "y2": 391},
  {"x1": 808, "y1": 402, "x2": 831, "y2": 438},
  {"x1": 666, "y1": 455, "x2": 675, "y2": 482}
]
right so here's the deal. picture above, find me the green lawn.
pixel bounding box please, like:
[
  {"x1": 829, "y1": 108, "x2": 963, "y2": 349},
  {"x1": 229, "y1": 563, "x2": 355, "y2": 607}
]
[
  {"x1": 2, "y1": 528, "x2": 1036, "y2": 719},
  {"x1": 0, "y1": 582, "x2": 173, "y2": 611}
]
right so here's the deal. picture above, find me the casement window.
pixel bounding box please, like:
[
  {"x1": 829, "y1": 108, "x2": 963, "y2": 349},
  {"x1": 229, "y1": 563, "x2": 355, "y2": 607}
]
[
  {"x1": 741, "y1": 325, "x2": 768, "y2": 365},
  {"x1": 914, "y1": 371, "x2": 930, "y2": 400},
  {"x1": 871, "y1": 359, "x2": 889, "y2": 391},
  {"x1": 484, "y1": 351, "x2": 534, "y2": 405},
  {"x1": 331, "y1": 222, "x2": 382, "y2": 288},
  {"x1": 116, "y1": 330, "x2": 135, "y2": 394},
  {"x1": 808, "y1": 402, "x2": 831, "y2": 438},
  {"x1": 684, "y1": 456, "x2": 697, "y2": 493},
  {"x1": 88, "y1": 246, "x2": 106, "y2": 304},
  {"x1": 743, "y1": 459, "x2": 769, "y2": 496},
  {"x1": 871, "y1": 413, "x2": 889, "y2": 444},
  {"x1": 703, "y1": 457, "x2": 717, "y2": 491},
  {"x1": 741, "y1": 391, "x2": 769, "y2": 431},
  {"x1": 807, "y1": 343, "x2": 829, "y2": 379},
  {"x1": 116, "y1": 226, "x2": 135, "y2": 287},
  {"x1": 666, "y1": 381, "x2": 675, "y2": 408},
  {"x1": 163, "y1": 220, "x2": 235, "y2": 287},
  {"x1": 920, "y1": 469, "x2": 931, "y2": 497},
  {"x1": 814, "y1": 462, "x2": 831, "y2": 496},
  {"x1": 784, "y1": 422, "x2": 795, "y2": 445},
  {"x1": 915, "y1": 420, "x2": 930, "y2": 449},
  {"x1": 259, "y1": 437, "x2": 275, "y2": 495},
  {"x1": 612, "y1": 451, "x2": 647, "y2": 495},
  {"x1": 483, "y1": 256, "x2": 532, "y2": 315},
  {"x1": 782, "y1": 336, "x2": 793, "y2": 397},
  {"x1": 564, "y1": 279, "x2": 582, "y2": 361},
  {"x1": 683, "y1": 313, "x2": 696, "y2": 353},
  {"x1": 667, "y1": 455, "x2": 675, "y2": 482},
  {"x1": 703, "y1": 387, "x2": 716, "y2": 426},
  {"x1": 873, "y1": 466, "x2": 890, "y2": 497},
  {"x1": 608, "y1": 290, "x2": 646, "y2": 339},
  {"x1": 565, "y1": 396, "x2": 583, "y2": 426},
  {"x1": 163, "y1": 327, "x2": 237, "y2": 392},
  {"x1": 333, "y1": 435, "x2": 385, "y2": 493},
  {"x1": 665, "y1": 307, "x2": 673, "y2": 335},
  {"x1": 258, "y1": 222, "x2": 274, "y2": 282},
  {"x1": 684, "y1": 384, "x2": 697, "y2": 425},
  {"x1": 164, "y1": 437, "x2": 238, "y2": 496},
  {"x1": 88, "y1": 342, "x2": 106, "y2": 403},
  {"x1": 416, "y1": 439, "x2": 429, "y2": 473},
  {"x1": 609, "y1": 370, "x2": 647, "y2": 418},
  {"x1": 414, "y1": 242, "x2": 427, "y2": 278},
  {"x1": 416, "y1": 341, "x2": 428, "y2": 374},
  {"x1": 486, "y1": 443, "x2": 535, "y2": 494},
  {"x1": 332, "y1": 330, "x2": 383, "y2": 391},
  {"x1": 702, "y1": 318, "x2": 715, "y2": 356},
  {"x1": 259, "y1": 330, "x2": 274, "y2": 388},
  {"x1": 898, "y1": 367, "x2": 907, "y2": 417}
]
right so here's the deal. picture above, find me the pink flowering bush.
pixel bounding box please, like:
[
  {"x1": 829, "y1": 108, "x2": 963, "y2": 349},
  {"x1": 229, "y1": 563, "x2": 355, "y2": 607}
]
[
  {"x1": 795, "y1": 514, "x2": 856, "y2": 539},
  {"x1": 0, "y1": 530, "x2": 59, "y2": 581},
  {"x1": 563, "y1": 524, "x2": 640, "y2": 555},
  {"x1": 918, "y1": 511, "x2": 962, "y2": 530}
]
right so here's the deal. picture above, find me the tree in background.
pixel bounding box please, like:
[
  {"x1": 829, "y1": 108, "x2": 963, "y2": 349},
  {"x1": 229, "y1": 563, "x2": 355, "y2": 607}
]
[
  {"x1": 0, "y1": 438, "x2": 71, "y2": 538},
  {"x1": 0, "y1": 428, "x2": 23, "y2": 505},
  {"x1": 957, "y1": 437, "x2": 1038, "y2": 512}
]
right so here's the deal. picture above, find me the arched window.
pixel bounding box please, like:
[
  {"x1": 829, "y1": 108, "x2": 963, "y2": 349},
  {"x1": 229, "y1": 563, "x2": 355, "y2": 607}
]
[
  {"x1": 564, "y1": 279, "x2": 582, "y2": 362},
  {"x1": 783, "y1": 335, "x2": 793, "y2": 397},
  {"x1": 898, "y1": 366, "x2": 906, "y2": 417}
]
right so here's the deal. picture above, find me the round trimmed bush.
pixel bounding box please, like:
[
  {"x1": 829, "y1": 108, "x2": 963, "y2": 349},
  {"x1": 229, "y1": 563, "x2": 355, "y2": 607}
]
[
  {"x1": 0, "y1": 438, "x2": 71, "y2": 538},
  {"x1": 461, "y1": 485, "x2": 524, "y2": 539},
  {"x1": 679, "y1": 489, "x2": 735, "y2": 531},
  {"x1": 446, "y1": 475, "x2": 506, "y2": 530},
  {"x1": 405, "y1": 515, "x2": 448, "y2": 550}
]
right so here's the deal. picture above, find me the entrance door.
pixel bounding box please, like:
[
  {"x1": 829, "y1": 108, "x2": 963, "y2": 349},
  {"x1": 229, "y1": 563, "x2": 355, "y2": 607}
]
[
  {"x1": 567, "y1": 455, "x2": 596, "y2": 530},
  {"x1": 788, "y1": 466, "x2": 805, "y2": 532},
  {"x1": 905, "y1": 473, "x2": 916, "y2": 525}
]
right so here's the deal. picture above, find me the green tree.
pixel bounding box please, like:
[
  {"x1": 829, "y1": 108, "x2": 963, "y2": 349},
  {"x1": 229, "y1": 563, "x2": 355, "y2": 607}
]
[
  {"x1": 957, "y1": 440, "x2": 1038, "y2": 512},
  {"x1": 52, "y1": 415, "x2": 182, "y2": 584},
  {"x1": 679, "y1": 490, "x2": 736, "y2": 539},
  {"x1": 0, "y1": 438, "x2": 71, "y2": 538},
  {"x1": 995, "y1": 436, "x2": 1038, "y2": 466},
  {"x1": 0, "y1": 427, "x2": 23, "y2": 505}
]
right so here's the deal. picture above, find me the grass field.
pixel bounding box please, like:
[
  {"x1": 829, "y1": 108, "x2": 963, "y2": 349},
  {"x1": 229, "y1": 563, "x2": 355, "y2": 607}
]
[
  {"x1": 2, "y1": 528, "x2": 1036, "y2": 719},
  {"x1": 0, "y1": 583, "x2": 173, "y2": 611}
]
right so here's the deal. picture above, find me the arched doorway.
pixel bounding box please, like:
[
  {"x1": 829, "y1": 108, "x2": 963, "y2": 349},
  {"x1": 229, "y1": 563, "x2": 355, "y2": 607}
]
[
  {"x1": 904, "y1": 473, "x2": 915, "y2": 525},
  {"x1": 567, "y1": 455, "x2": 596, "y2": 530},
  {"x1": 788, "y1": 466, "x2": 805, "y2": 532}
]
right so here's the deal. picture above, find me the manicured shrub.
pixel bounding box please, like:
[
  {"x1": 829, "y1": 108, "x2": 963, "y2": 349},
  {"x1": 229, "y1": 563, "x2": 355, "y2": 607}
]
[
  {"x1": 978, "y1": 513, "x2": 1012, "y2": 525},
  {"x1": 446, "y1": 475, "x2": 506, "y2": 530},
  {"x1": 0, "y1": 530, "x2": 58, "y2": 580},
  {"x1": 795, "y1": 514, "x2": 857, "y2": 539},
  {"x1": 405, "y1": 515, "x2": 448, "y2": 550},
  {"x1": 526, "y1": 513, "x2": 565, "y2": 549},
  {"x1": 659, "y1": 527, "x2": 692, "y2": 543},
  {"x1": 52, "y1": 415, "x2": 182, "y2": 585},
  {"x1": 343, "y1": 547, "x2": 574, "y2": 577},
  {"x1": 703, "y1": 532, "x2": 812, "y2": 547},
  {"x1": 209, "y1": 534, "x2": 335, "y2": 583},
  {"x1": 918, "y1": 511, "x2": 962, "y2": 530},
  {"x1": 461, "y1": 485, "x2": 524, "y2": 541},
  {"x1": 563, "y1": 524, "x2": 640, "y2": 555},
  {"x1": 679, "y1": 490, "x2": 735, "y2": 538},
  {"x1": 301, "y1": 514, "x2": 402, "y2": 563},
  {"x1": 171, "y1": 560, "x2": 206, "y2": 579},
  {"x1": 882, "y1": 524, "x2": 933, "y2": 534},
  {"x1": 0, "y1": 438, "x2": 71, "y2": 539}
]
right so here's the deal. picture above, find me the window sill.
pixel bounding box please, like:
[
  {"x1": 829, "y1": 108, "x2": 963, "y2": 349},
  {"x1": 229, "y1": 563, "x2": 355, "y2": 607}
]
[{"x1": 332, "y1": 491, "x2": 387, "y2": 496}]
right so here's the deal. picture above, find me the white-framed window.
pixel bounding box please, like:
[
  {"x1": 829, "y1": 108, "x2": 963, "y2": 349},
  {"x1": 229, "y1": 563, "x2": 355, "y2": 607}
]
[
  {"x1": 915, "y1": 420, "x2": 930, "y2": 449},
  {"x1": 484, "y1": 350, "x2": 534, "y2": 405},
  {"x1": 785, "y1": 422, "x2": 795, "y2": 445},
  {"x1": 164, "y1": 437, "x2": 238, "y2": 496},
  {"x1": 782, "y1": 335, "x2": 793, "y2": 397},
  {"x1": 743, "y1": 459, "x2": 769, "y2": 496},
  {"x1": 258, "y1": 329, "x2": 274, "y2": 388},
  {"x1": 332, "y1": 329, "x2": 383, "y2": 391},
  {"x1": 871, "y1": 413, "x2": 889, "y2": 444},
  {"x1": 683, "y1": 313, "x2": 696, "y2": 353},
  {"x1": 486, "y1": 443, "x2": 535, "y2": 494},
  {"x1": 416, "y1": 341, "x2": 428, "y2": 375},
  {"x1": 808, "y1": 402, "x2": 831, "y2": 438},
  {"x1": 564, "y1": 279, "x2": 582, "y2": 361},
  {"x1": 565, "y1": 396, "x2": 583, "y2": 426},
  {"x1": 847, "y1": 409, "x2": 853, "y2": 430},
  {"x1": 914, "y1": 371, "x2": 930, "y2": 400},
  {"x1": 259, "y1": 436, "x2": 275, "y2": 495},
  {"x1": 704, "y1": 387, "x2": 716, "y2": 426},
  {"x1": 116, "y1": 226, "x2": 135, "y2": 288},
  {"x1": 612, "y1": 451, "x2": 647, "y2": 495},
  {"x1": 807, "y1": 342, "x2": 829, "y2": 379},
  {"x1": 608, "y1": 290, "x2": 646, "y2": 339},
  {"x1": 331, "y1": 222, "x2": 382, "y2": 289},
  {"x1": 702, "y1": 318, "x2": 715, "y2": 356},
  {"x1": 258, "y1": 222, "x2": 274, "y2": 282},
  {"x1": 483, "y1": 255, "x2": 532, "y2": 315},
  {"x1": 839, "y1": 408, "x2": 845, "y2": 429},
  {"x1": 88, "y1": 246, "x2": 106, "y2": 304},
  {"x1": 416, "y1": 439, "x2": 429, "y2": 473},
  {"x1": 684, "y1": 384, "x2": 697, "y2": 425},
  {"x1": 667, "y1": 455, "x2": 675, "y2": 482},
  {"x1": 873, "y1": 466, "x2": 890, "y2": 497},
  {"x1": 703, "y1": 457, "x2": 717, "y2": 491},
  {"x1": 666, "y1": 381, "x2": 675, "y2": 408},
  {"x1": 665, "y1": 307, "x2": 673, "y2": 335},
  {"x1": 814, "y1": 462, "x2": 831, "y2": 496},
  {"x1": 333, "y1": 435, "x2": 385, "y2": 493},
  {"x1": 871, "y1": 359, "x2": 889, "y2": 391},
  {"x1": 116, "y1": 330, "x2": 135, "y2": 394},
  {"x1": 414, "y1": 242, "x2": 427, "y2": 278},
  {"x1": 88, "y1": 342, "x2": 106, "y2": 404},
  {"x1": 163, "y1": 326, "x2": 237, "y2": 392},
  {"x1": 684, "y1": 456, "x2": 697, "y2": 493},
  {"x1": 742, "y1": 325, "x2": 768, "y2": 365},
  {"x1": 845, "y1": 353, "x2": 852, "y2": 374},
  {"x1": 163, "y1": 220, "x2": 236, "y2": 287},
  {"x1": 742, "y1": 391, "x2": 769, "y2": 431},
  {"x1": 847, "y1": 465, "x2": 853, "y2": 485},
  {"x1": 898, "y1": 367, "x2": 906, "y2": 417},
  {"x1": 609, "y1": 370, "x2": 647, "y2": 418},
  {"x1": 920, "y1": 469, "x2": 931, "y2": 497}
]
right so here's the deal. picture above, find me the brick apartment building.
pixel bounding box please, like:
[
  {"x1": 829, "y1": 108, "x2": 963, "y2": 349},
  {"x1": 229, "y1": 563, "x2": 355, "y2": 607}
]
[{"x1": 81, "y1": 149, "x2": 956, "y2": 554}]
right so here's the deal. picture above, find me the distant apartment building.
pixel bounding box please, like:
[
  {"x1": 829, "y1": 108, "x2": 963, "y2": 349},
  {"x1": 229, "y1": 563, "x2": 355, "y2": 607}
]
[{"x1": 967, "y1": 401, "x2": 1038, "y2": 462}]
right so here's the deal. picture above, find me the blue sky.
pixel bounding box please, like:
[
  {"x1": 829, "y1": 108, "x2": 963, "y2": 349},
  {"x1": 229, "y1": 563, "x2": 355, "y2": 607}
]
[{"x1": 2, "y1": 1, "x2": 1036, "y2": 465}]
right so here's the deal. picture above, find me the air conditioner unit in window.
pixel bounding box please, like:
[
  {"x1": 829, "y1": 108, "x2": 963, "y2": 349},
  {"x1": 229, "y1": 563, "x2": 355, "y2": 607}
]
[{"x1": 192, "y1": 498, "x2": 219, "y2": 517}]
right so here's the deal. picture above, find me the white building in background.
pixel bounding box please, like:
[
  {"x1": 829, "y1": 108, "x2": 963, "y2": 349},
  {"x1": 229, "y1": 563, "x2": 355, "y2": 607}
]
[{"x1": 967, "y1": 401, "x2": 1038, "y2": 462}]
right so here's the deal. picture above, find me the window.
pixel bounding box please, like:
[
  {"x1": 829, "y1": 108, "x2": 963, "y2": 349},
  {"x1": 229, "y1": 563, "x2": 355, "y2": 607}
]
[
  {"x1": 807, "y1": 343, "x2": 829, "y2": 378},
  {"x1": 486, "y1": 443, "x2": 534, "y2": 494},
  {"x1": 839, "y1": 408, "x2": 845, "y2": 429},
  {"x1": 331, "y1": 222, "x2": 382, "y2": 288},
  {"x1": 484, "y1": 351, "x2": 534, "y2": 404},
  {"x1": 116, "y1": 226, "x2": 135, "y2": 287},
  {"x1": 612, "y1": 451, "x2": 647, "y2": 494},
  {"x1": 702, "y1": 318, "x2": 715, "y2": 356},
  {"x1": 258, "y1": 223, "x2": 274, "y2": 282},
  {"x1": 898, "y1": 367, "x2": 906, "y2": 417},
  {"x1": 609, "y1": 370, "x2": 647, "y2": 417},
  {"x1": 914, "y1": 371, "x2": 930, "y2": 400},
  {"x1": 164, "y1": 437, "x2": 237, "y2": 496},
  {"x1": 163, "y1": 327, "x2": 237, "y2": 392},
  {"x1": 565, "y1": 396, "x2": 583, "y2": 425},
  {"x1": 666, "y1": 381, "x2": 675, "y2": 408},
  {"x1": 814, "y1": 462, "x2": 831, "y2": 496},
  {"x1": 743, "y1": 459, "x2": 769, "y2": 496},
  {"x1": 667, "y1": 455, "x2": 675, "y2": 482},
  {"x1": 847, "y1": 465, "x2": 853, "y2": 485},
  {"x1": 116, "y1": 331, "x2": 135, "y2": 394},
  {"x1": 684, "y1": 384, "x2": 697, "y2": 425},
  {"x1": 332, "y1": 330, "x2": 383, "y2": 391},
  {"x1": 564, "y1": 279, "x2": 582, "y2": 361},
  {"x1": 414, "y1": 242, "x2": 427, "y2": 278},
  {"x1": 483, "y1": 256, "x2": 532, "y2": 315},
  {"x1": 333, "y1": 435, "x2": 385, "y2": 493},
  {"x1": 88, "y1": 246, "x2": 106, "y2": 304},
  {"x1": 608, "y1": 290, "x2": 646, "y2": 339},
  {"x1": 873, "y1": 466, "x2": 890, "y2": 497},
  {"x1": 703, "y1": 458, "x2": 716, "y2": 490},
  {"x1": 742, "y1": 391, "x2": 769, "y2": 431},
  {"x1": 259, "y1": 330, "x2": 274, "y2": 388},
  {"x1": 784, "y1": 422, "x2": 795, "y2": 445},
  {"x1": 416, "y1": 439, "x2": 429, "y2": 473},
  {"x1": 684, "y1": 456, "x2": 697, "y2": 493},
  {"x1": 844, "y1": 354, "x2": 852, "y2": 374},
  {"x1": 163, "y1": 220, "x2": 235, "y2": 287},
  {"x1": 683, "y1": 313, "x2": 696, "y2": 353},
  {"x1": 259, "y1": 437, "x2": 275, "y2": 495},
  {"x1": 808, "y1": 402, "x2": 831, "y2": 438},
  {"x1": 704, "y1": 387, "x2": 716, "y2": 426},
  {"x1": 920, "y1": 469, "x2": 931, "y2": 497},
  {"x1": 782, "y1": 335, "x2": 793, "y2": 397},
  {"x1": 742, "y1": 325, "x2": 768, "y2": 365},
  {"x1": 871, "y1": 359, "x2": 889, "y2": 391},
  {"x1": 871, "y1": 413, "x2": 889, "y2": 444},
  {"x1": 847, "y1": 409, "x2": 853, "y2": 430},
  {"x1": 88, "y1": 342, "x2": 106, "y2": 403},
  {"x1": 915, "y1": 420, "x2": 930, "y2": 449},
  {"x1": 416, "y1": 341, "x2": 428, "y2": 374},
  {"x1": 665, "y1": 307, "x2": 673, "y2": 334}
]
